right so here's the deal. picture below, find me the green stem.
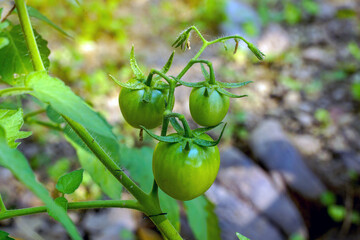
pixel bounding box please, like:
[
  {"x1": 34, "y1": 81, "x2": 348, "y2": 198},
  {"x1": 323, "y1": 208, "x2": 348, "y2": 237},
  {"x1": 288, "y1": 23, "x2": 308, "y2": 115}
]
[
  {"x1": 0, "y1": 194, "x2": 6, "y2": 213},
  {"x1": 15, "y1": 0, "x2": 45, "y2": 71},
  {"x1": 164, "y1": 112, "x2": 192, "y2": 138},
  {"x1": 0, "y1": 200, "x2": 142, "y2": 221},
  {"x1": 26, "y1": 119, "x2": 63, "y2": 131},
  {"x1": 0, "y1": 87, "x2": 33, "y2": 97},
  {"x1": 23, "y1": 109, "x2": 46, "y2": 120}
]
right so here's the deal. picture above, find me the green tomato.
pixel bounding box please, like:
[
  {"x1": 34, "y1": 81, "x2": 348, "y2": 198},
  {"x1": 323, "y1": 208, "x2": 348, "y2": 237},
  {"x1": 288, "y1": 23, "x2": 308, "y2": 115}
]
[
  {"x1": 119, "y1": 80, "x2": 166, "y2": 129},
  {"x1": 189, "y1": 87, "x2": 230, "y2": 126},
  {"x1": 152, "y1": 134, "x2": 220, "y2": 201}
]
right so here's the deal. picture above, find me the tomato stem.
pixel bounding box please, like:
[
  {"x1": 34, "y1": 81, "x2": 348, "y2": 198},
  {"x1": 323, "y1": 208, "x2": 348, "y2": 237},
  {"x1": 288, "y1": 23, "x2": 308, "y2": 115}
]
[
  {"x1": 15, "y1": 0, "x2": 45, "y2": 71},
  {"x1": 165, "y1": 112, "x2": 192, "y2": 138}
]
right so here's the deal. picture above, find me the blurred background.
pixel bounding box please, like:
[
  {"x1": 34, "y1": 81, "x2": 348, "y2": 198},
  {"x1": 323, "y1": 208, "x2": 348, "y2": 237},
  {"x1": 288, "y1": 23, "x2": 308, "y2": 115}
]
[{"x1": 1, "y1": 0, "x2": 360, "y2": 239}]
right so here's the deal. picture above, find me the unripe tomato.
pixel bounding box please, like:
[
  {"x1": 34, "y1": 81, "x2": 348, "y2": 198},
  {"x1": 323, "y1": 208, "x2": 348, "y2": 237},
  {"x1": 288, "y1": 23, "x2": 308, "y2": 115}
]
[
  {"x1": 189, "y1": 87, "x2": 229, "y2": 126},
  {"x1": 119, "y1": 80, "x2": 166, "y2": 129},
  {"x1": 152, "y1": 134, "x2": 220, "y2": 201}
]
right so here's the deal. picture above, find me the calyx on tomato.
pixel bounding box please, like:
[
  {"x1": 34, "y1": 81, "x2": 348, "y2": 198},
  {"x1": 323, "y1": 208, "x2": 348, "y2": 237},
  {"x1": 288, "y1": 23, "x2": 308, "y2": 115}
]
[{"x1": 141, "y1": 121, "x2": 226, "y2": 200}]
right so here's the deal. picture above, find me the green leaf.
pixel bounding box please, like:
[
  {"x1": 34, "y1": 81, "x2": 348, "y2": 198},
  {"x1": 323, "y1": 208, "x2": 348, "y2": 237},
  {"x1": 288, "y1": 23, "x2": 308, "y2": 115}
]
[
  {"x1": 184, "y1": 195, "x2": 221, "y2": 240},
  {"x1": 130, "y1": 45, "x2": 145, "y2": 80},
  {"x1": 56, "y1": 169, "x2": 84, "y2": 194},
  {"x1": 0, "y1": 230, "x2": 15, "y2": 240},
  {"x1": 328, "y1": 205, "x2": 346, "y2": 222},
  {"x1": 0, "y1": 37, "x2": 9, "y2": 49},
  {"x1": 348, "y1": 42, "x2": 360, "y2": 62},
  {"x1": 26, "y1": 71, "x2": 116, "y2": 140},
  {"x1": 0, "y1": 108, "x2": 31, "y2": 148},
  {"x1": 236, "y1": 232, "x2": 250, "y2": 240},
  {"x1": 119, "y1": 146, "x2": 180, "y2": 230},
  {"x1": 217, "y1": 88, "x2": 247, "y2": 98},
  {"x1": 192, "y1": 122, "x2": 223, "y2": 137},
  {"x1": 68, "y1": 136, "x2": 123, "y2": 199},
  {"x1": 172, "y1": 77, "x2": 205, "y2": 88},
  {"x1": 109, "y1": 75, "x2": 145, "y2": 89},
  {"x1": 217, "y1": 81, "x2": 252, "y2": 89},
  {"x1": 46, "y1": 105, "x2": 65, "y2": 123},
  {"x1": 320, "y1": 191, "x2": 336, "y2": 206},
  {"x1": 0, "y1": 126, "x2": 81, "y2": 240},
  {"x1": 0, "y1": 25, "x2": 50, "y2": 85},
  {"x1": 27, "y1": 6, "x2": 72, "y2": 38}
]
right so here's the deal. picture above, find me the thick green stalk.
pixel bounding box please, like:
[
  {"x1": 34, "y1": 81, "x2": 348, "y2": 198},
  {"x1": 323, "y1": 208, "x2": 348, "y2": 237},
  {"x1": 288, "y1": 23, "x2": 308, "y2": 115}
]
[
  {"x1": 62, "y1": 115, "x2": 182, "y2": 239},
  {"x1": 0, "y1": 200, "x2": 141, "y2": 220},
  {"x1": 15, "y1": 0, "x2": 45, "y2": 71}
]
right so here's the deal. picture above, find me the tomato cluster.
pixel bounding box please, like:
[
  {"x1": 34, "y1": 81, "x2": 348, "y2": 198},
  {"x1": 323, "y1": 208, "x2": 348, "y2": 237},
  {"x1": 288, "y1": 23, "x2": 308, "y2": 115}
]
[{"x1": 115, "y1": 46, "x2": 250, "y2": 201}]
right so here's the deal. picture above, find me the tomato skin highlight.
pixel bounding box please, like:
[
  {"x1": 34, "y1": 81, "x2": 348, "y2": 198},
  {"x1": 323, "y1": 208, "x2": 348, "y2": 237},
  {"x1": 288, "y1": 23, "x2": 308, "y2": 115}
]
[
  {"x1": 189, "y1": 87, "x2": 230, "y2": 127},
  {"x1": 152, "y1": 134, "x2": 220, "y2": 201},
  {"x1": 119, "y1": 81, "x2": 166, "y2": 129}
]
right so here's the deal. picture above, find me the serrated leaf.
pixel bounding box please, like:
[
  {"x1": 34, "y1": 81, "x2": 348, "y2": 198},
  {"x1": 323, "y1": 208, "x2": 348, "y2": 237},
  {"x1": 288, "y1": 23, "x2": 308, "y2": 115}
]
[
  {"x1": 0, "y1": 230, "x2": 15, "y2": 240},
  {"x1": 193, "y1": 123, "x2": 226, "y2": 147},
  {"x1": 0, "y1": 108, "x2": 31, "y2": 148},
  {"x1": 184, "y1": 195, "x2": 221, "y2": 240},
  {"x1": 236, "y1": 232, "x2": 250, "y2": 240},
  {"x1": 0, "y1": 25, "x2": 50, "y2": 85},
  {"x1": 217, "y1": 81, "x2": 253, "y2": 89},
  {"x1": 56, "y1": 169, "x2": 84, "y2": 194},
  {"x1": 217, "y1": 88, "x2": 247, "y2": 98},
  {"x1": 27, "y1": 6, "x2": 72, "y2": 38},
  {"x1": 141, "y1": 125, "x2": 182, "y2": 143},
  {"x1": 26, "y1": 71, "x2": 117, "y2": 140},
  {"x1": 0, "y1": 126, "x2": 81, "y2": 240},
  {"x1": 119, "y1": 146, "x2": 180, "y2": 231},
  {"x1": 130, "y1": 45, "x2": 145, "y2": 80},
  {"x1": 67, "y1": 136, "x2": 123, "y2": 199}
]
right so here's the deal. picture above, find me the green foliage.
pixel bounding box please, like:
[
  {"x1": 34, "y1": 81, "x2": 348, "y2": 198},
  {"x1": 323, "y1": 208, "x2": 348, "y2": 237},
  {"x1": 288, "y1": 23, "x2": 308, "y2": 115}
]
[
  {"x1": 289, "y1": 233, "x2": 305, "y2": 240},
  {"x1": 184, "y1": 196, "x2": 221, "y2": 240},
  {"x1": 48, "y1": 158, "x2": 71, "y2": 180},
  {"x1": 69, "y1": 138, "x2": 123, "y2": 199},
  {"x1": 348, "y1": 42, "x2": 360, "y2": 62},
  {"x1": 328, "y1": 205, "x2": 346, "y2": 222},
  {"x1": 56, "y1": 169, "x2": 84, "y2": 194},
  {"x1": 0, "y1": 126, "x2": 81, "y2": 240},
  {"x1": 0, "y1": 108, "x2": 31, "y2": 148},
  {"x1": 320, "y1": 191, "x2": 336, "y2": 206},
  {"x1": 0, "y1": 230, "x2": 15, "y2": 240},
  {"x1": 314, "y1": 108, "x2": 331, "y2": 127},
  {"x1": 236, "y1": 232, "x2": 250, "y2": 240},
  {"x1": 0, "y1": 25, "x2": 50, "y2": 85},
  {"x1": 284, "y1": 1, "x2": 302, "y2": 25},
  {"x1": 26, "y1": 6, "x2": 72, "y2": 37}
]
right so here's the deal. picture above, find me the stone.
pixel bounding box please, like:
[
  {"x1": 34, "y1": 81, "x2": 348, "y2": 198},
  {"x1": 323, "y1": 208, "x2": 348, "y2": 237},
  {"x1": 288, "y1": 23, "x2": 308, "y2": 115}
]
[
  {"x1": 250, "y1": 119, "x2": 326, "y2": 200},
  {"x1": 302, "y1": 47, "x2": 336, "y2": 67},
  {"x1": 257, "y1": 24, "x2": 291, "y2": 56},
  {"x1": 219, "y1": 148, "x2": 307, "y2": 238},
  {"x1": 291, "y1": 134, "x2": 322, "y2": 156},
  {"x1": 206, "y1": 184, "x2": 285, "y2": 240}
]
